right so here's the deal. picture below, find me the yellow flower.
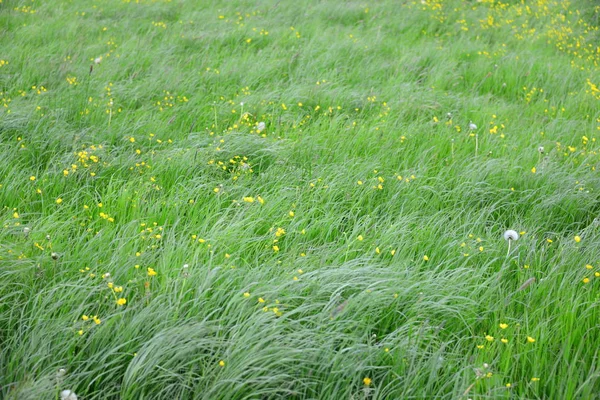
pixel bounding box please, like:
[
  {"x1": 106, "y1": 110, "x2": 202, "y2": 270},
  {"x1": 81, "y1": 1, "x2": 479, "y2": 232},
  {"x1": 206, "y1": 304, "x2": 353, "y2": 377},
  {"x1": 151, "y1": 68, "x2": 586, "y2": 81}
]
[
  {"x1": 257, "y1": 196, "x2": 265, "y2": 205},
  {"x1": 527, "y1": 336, "x2": 536, "y2": 343},
  {"x1": 243, "y1": 196, "x2": 254, "y2": 203},
  {"x1": 30, "y1": 176, "x2": 36, "y2": 181},
  {"x1": 574, "y1": 235, "x2": 581, "y2": 243},
  {"x1": 499, "y1": 323, "x2": 508, "y2": 329},
  {"x1": 219, "y1": 360, "x2": 225, "y2": 367},
  {"x1": 93, "y1": 316, "x2": 101, "y2": 325},
  {"x1": 116, "y1": 298, "x2": 127, "y2": 306},
  {"x1": 357, "y1": 235, "x2": 364, "y2": 241},
  {"x1": 506, "y1": 383, "x2": 512, "y2": 388},
  {"x1": 82, "y1": 315, "x2": 89, "y2": 321},
  {"x1": 531, "y1": 377, "x2": 540, "y2": 382},
  {"x1": 258, "y1": 297, "x2": 265, "y2": 303},
  {"x1": 583, "y1": 277, "x2": 590, "y2": 284},
  {"x1": 476, "y1": 345, "x2": 484, "y2": 349},
  {"x1": 289, "y1": 211, "x2": 295, "y2": 217},
  {"x1": 78, "y1": 330, "x2": 84, "y2": 335},
  {"x1": 275, "y1": 227, "x2": 286, "y2": 237},
  {"x1": 586, "y1": 264, "x2": 593, "y2": 270},
  {"x1": 531, "y1": 167, "x2": 536, "y2": 173},
  {"x1": 13, "y1": 212, "x2": 19, "y2": 218},
  {"x1": 485, "y1": 335, "x2": 494, "y2": 342},
  {"x1": 56, "y1": 198, "x2": 63, "y2": 204},
  {"x1": 243, "y1": 292, "x2": 250, "y2": 298},
  {"x1": 390, "y1": 249, "x2": 396, "y2": 256},
  {"x1": 375, "y1": 247, "x2": 380, "y2": 254},
  {"x1": 423, "y1": 255, "x2": 429, "y2": 261},
  {"x1": 501, "y1": 338, "x2": 508, "y2": 344},
  {"x1": 147, "y1": 267, "x2": 157, "y2": 276},
  {"x1": 363, "y1": 377, "x2": 372, "y2": 386},
  {"x1": 272, "y1": 245, "x2": 279, "y2": 252},
  {"x1": 357, "y1": 180, "x2": 363, "y2": 185}
]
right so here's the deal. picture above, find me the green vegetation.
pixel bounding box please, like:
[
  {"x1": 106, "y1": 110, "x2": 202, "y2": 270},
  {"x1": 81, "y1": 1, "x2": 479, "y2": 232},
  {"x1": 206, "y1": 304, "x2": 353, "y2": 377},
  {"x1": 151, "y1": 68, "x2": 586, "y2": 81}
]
[{"x1": 1, "y1": 0, "x2": 600, "y2": 398}]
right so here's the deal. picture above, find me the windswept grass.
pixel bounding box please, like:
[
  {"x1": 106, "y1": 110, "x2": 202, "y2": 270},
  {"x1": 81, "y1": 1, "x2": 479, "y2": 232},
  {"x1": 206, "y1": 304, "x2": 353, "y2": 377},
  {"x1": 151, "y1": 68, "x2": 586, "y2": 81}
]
[{"x1": 1, "y1": 0, "x2": 600, "y2": 398}]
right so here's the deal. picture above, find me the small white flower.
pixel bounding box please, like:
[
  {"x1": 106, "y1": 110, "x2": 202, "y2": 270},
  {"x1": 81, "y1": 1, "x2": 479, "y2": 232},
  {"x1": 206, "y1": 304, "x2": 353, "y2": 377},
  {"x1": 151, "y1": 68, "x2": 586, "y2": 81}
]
[
  {"x1": 503, "y1": 230, "x2": 519, "y2": 241},
  {"x1": 256, "y1": 122, "x2": 266, "y2": 133},
  {"x1": 538, "y1": 146, "x2": 544, "y2": 153},
  {"x1": 468, "y1": 122, "x2": 477, "y2": 130},
  {"x1": 446, "y1": 112, "x2": 452, "y2": 119},
  {"x1": 94, "y1": 56, "x2": 102, "y2": 64},
  {"x1": 60, "y1": 390, "x2": 78, "y2": 400},
  {"x1": 103, "y1": 272, "x2": 111, "y2": 279},
  {"x1": 23, "y1": 227, "x2": 31, "y2": 235},
  {"x1": 57, "y1": 368, "x2": 66, "y2": 378},
  {"x1": 46, "y1": 234, "x2": 51, "y2": 240}
]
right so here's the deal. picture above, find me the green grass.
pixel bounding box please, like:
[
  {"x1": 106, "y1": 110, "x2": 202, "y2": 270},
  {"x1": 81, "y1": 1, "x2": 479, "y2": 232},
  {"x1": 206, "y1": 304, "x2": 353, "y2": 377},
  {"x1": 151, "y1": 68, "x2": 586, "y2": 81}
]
[{"x1": 1, "y1": 0, "x2": 600, "y2": 398}]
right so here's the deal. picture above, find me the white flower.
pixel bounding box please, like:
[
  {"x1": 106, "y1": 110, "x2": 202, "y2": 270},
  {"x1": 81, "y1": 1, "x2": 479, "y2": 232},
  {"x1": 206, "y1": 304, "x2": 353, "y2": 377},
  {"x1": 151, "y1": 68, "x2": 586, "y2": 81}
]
[
  {"x1": 183, "y1": 264, "x2": 189, "y2": 269},
  {"x1": 94, "y1": 56, "x2": 102, "y2": 64},
  {"x1": 60, "y1": 390, "x2": 78, "y2": 400},
  {"x1": 503, "y1": 230, "x2": 519, "y2": 241},
  {"x1": 468, "y1": 122, "x2": 477, "y2": 130},
  {"x1": 256, "y1": 122, "x2": 266, "y2": 133},
  {"x1": 51, "y1": 252, "x2": 59, "y2": 260},
  {"x1": 56, "y1": 368, "x2": 66, "y2": 378},
  {"x1": 23, "y1": 227, "x2": 31, "y2": 235},
  {"x1": 538, "y1": 146, "x2": 544, "y2": 153}
]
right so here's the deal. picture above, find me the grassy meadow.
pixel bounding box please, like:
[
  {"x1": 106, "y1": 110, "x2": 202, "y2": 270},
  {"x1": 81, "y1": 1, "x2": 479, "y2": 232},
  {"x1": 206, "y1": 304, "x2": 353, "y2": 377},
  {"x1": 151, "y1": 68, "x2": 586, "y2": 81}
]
[{"x1": 1, "y1": 0, "x2": 600, "y2": 398}]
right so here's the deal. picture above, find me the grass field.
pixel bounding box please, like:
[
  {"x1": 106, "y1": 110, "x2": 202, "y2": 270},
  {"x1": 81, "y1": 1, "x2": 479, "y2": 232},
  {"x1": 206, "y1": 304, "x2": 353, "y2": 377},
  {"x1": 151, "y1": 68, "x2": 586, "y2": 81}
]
[{"x1": 1, "y1": 0, "x2": 600, "y2": 398}]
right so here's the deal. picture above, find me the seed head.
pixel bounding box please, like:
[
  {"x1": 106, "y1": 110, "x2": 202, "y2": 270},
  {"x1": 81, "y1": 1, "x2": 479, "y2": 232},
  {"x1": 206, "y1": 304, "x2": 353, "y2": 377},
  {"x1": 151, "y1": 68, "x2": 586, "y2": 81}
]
[
  {"x1": 51, "y1": 252, "x2": 59, "y2": 260},
  {"x1": 538, "y1": 146, "x2": 544, "y2": 153},
  {"x1": 503, "y1": 230, "x2": 519, "y2": 241},
  {"x1": 60, "y1": 390, "x2": 78, "y2": 400}
]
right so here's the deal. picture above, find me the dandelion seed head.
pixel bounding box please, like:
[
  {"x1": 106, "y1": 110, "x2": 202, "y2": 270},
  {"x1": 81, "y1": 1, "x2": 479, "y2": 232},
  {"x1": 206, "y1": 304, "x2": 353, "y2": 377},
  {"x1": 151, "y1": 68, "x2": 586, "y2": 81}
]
[
  {"x1": 503, "y1": 230, "x2": 519, "y2": 241},
  {"x1": 60, "y1": 390, "x2": 78, "y2": 400}
]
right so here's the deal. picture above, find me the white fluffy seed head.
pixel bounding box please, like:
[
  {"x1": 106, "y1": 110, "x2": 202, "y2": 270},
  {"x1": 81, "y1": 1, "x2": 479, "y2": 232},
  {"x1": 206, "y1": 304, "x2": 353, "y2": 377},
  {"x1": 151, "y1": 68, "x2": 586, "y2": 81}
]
[
  {"x1": 256, "y1": 122, "x2": 266, "y2": 132},
  {"x1": 469, "y1": 122, "x2": 477, "y2": 130},
  {"x1": 538, "y1": 146, "x2": 544, "y2": 153},
  {"x1": 60, "y1": 390, "x2": 78, "y2": 400},
  {"x1": 503, "y1": 230, "x2": 519, "y2": 241}
]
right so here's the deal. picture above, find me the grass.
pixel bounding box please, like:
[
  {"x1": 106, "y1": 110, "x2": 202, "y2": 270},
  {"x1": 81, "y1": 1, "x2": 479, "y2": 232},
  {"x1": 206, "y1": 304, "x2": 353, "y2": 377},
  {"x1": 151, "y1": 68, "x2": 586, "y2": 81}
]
[{"x1": 1, "y1": 0, "x2": 600, "y2": 398}]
